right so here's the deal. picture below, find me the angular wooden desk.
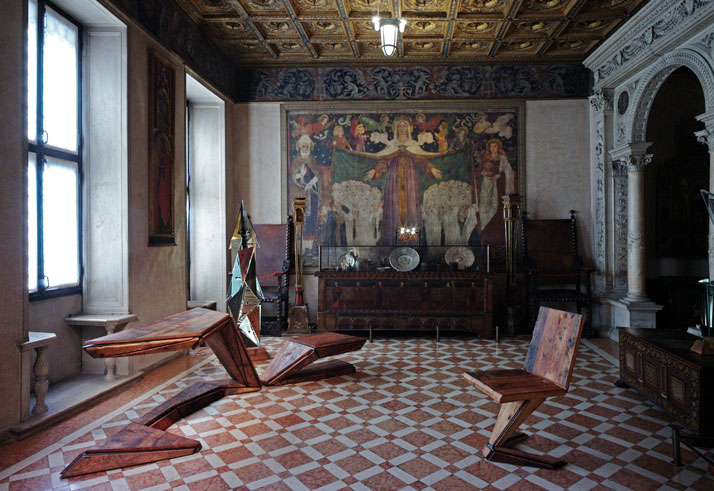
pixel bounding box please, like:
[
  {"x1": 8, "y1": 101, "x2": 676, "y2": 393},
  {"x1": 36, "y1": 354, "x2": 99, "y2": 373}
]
[{"x1": 61, "y1": 308, "x2": 260, "y2": 478}]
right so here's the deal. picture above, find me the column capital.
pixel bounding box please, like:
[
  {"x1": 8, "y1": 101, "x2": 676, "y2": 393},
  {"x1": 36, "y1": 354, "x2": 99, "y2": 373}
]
[
  {"x1": 609, "y1": 143, "x2": 653, "y2": 173},
  {"x1": 695, "y1": 127, "x2": 714, "y2": 152},
  {"x1": 589, "y1": 89, "x2": 614, "y2": 113},
  {"x1": 695, "y1": 111, "x2": 714, "y2": 152}
]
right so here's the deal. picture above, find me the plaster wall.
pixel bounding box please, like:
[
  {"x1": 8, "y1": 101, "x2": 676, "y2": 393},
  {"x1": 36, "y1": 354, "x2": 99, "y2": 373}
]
[
  {"x1": 126, "y1": 28, "x2": 189, "y2": 373},
  {"x1": 234, "y1": 103, "x2": 282, "y2": 225},
  {"x1": 0, "y1": 0, "x2": 27, "y2": 433},
  {"x1": 28, "y1": 297, "x2": 83, "y2": 384},
  {"x1": 525, "y1": 99, "x2": 593, "y2": 264}
]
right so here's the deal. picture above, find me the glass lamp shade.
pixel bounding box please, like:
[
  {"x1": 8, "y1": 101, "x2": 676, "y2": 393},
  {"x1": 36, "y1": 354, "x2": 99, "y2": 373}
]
[
  {"x1": 372, "y1": 17, "x2": 405, "y2": 57},
  {"x1": 379, "y1": 18, "x2": 399, "y2": 56}
]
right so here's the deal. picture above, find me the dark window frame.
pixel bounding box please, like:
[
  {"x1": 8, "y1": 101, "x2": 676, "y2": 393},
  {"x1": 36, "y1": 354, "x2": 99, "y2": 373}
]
[{"x1": 28, "y1": 0, "x2": 83, "y2": 301}]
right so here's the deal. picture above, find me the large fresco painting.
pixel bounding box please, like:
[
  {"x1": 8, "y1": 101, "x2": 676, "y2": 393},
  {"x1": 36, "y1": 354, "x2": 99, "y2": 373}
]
[{"x1": 283, "y1": 103, "x2": 524, "y2": 266}]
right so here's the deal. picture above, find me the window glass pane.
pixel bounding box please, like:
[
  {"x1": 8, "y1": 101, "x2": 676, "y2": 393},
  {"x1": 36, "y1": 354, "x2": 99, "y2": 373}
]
[
  {"x1": 28, "y1": 153, "x2": 38, "y2": 291},
  {"x1": 27, "y1": 0, "x2": 37, "y2": 142},
  {"x1": 43, "y1": 8, "x2": 78, "y2": 152},
  {"x1": 42, "y1": 157, "x2": 79, "y2": 288}
]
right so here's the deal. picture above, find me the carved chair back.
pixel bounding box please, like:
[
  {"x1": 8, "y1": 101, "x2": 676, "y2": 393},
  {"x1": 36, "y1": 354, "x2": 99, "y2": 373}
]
[{"x1": 520, "y1": 210, "x2": 581, "y2": 284}]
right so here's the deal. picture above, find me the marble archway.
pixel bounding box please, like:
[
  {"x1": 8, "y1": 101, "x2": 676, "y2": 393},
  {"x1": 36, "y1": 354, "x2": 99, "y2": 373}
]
[{"x1": 622, "y1": 49, "x2": 714, "y2": 282}]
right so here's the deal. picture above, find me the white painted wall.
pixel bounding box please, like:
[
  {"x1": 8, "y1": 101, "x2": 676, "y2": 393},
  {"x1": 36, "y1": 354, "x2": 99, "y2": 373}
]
[
  {"x1": 234, "y1": 103, "x2": 282, "y2": 225},
  {"x1": 526, "y1": 99, "x2": 593, "y2": 264}
]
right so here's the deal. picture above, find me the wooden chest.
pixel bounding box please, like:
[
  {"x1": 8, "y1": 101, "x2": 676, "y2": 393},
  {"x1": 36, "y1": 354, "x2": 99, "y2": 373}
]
[
  {"x1": 618, "y1": 327, "x2": 714, "y2": 436},
  {"x1": 316, "y1": 271, "x2": 501, "y2": 339}
]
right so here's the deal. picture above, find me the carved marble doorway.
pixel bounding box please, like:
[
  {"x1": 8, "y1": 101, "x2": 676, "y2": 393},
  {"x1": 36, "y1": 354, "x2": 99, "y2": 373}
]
[{"x1": 643, "y1": 67, "x2": 708, "y2": 330}]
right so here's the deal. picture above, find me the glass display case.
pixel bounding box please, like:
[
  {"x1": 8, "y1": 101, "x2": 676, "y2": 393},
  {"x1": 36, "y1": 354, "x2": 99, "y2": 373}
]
[{"x1": 318, "y1": 244, "x2": 490, "y2": 273}]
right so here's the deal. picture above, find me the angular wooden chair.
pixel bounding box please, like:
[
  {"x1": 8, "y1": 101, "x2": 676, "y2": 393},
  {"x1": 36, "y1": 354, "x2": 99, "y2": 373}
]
[{"x1": 463, "y1": 307, "x2": 585, "y2": 469}]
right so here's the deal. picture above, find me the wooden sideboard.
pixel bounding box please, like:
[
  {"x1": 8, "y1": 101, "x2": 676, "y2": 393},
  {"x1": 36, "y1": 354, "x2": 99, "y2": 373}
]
[
  {"x1": 316, "y1": 271, "x2": 501, "y2": 340},
  {"x1": 618, "y1": 328, "x2": 714, "y2": 436}
]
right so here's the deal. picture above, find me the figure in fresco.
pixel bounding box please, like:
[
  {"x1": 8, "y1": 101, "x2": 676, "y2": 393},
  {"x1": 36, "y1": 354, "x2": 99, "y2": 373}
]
[
  {"x1": 475, "y1": 138, "x2": 514, "y2": 242},
  {"x1": 414, "y1": 112, "x2": 445, "y2": 138},
  {"x1": 472, "y1": 112, "x2": 491, "y2": 134},
  {"x1": 332, "y1": 125, "x2": 352, "y2": 150},
  {"x1": 363, "y1": 116, "x2": 443, "y2": 243},
  {"x1": 350, "y1": 118, "x2": 368, "y2": 152},
  {"x1": 291, "y1": 114, "x2": 334, "y2": 138},
  {"x1": 449, "y1": 126, "x2": 469, "y2": 151},
  {"x1": 291, "y1": 134, "x2": 330, "y2": 241},
  {"x1": 435, "y1": 121, "x2": 449, "y2": 154},
  {"x1": 358, "y1": 114, "x2": 391, "y2": 133}
]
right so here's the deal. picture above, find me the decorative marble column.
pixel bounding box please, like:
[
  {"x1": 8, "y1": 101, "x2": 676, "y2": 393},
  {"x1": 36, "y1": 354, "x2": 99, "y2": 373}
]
[
  {"x1": 589, "y1": 89, "x2": 614, "y2": 294},
  {"x1": 607, "y1": 143, "x2": 662, "y2": 330},
  {"x1": 695, "y1": 112, "x2": 714, "y2": 279}
]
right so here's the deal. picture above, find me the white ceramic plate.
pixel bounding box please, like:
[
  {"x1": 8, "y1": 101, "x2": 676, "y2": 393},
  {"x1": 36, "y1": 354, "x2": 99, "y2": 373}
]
[
  {"x1": 389, "y1": 247, "x2": 420, "y2": 272},
  {"x1": 444, "y1": 246, "x2": 475, "y2": 270}
]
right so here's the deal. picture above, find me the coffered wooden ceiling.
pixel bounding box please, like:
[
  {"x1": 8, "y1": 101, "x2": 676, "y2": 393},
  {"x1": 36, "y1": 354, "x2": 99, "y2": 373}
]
[{"x1": 174, "y1": 0, "x2": 649, "y2": 65}]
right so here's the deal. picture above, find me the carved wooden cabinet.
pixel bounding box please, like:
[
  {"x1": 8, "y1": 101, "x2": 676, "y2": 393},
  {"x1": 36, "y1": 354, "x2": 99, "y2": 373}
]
[
  {"x1": 618, "y1": 328, "x2": 714, "y2": 436},
  {"x1": 316, "y1": 271, "x2": 496, "y2": 340}
]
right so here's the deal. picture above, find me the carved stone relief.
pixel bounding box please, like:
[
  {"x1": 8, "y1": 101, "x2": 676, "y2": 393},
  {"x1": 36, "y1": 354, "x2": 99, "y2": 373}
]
[
  {"x1": 613, "y1": 170, "x2": 628, "y2": 291},
  {"x1": 590, "y1": 89, "x2": 613, "y2": 292},
  {"x1": 590, "y1": 0, "x2": 714, "y2": 85},
  {"x1": 623, "y1": 153, "x2": 653, "y2": 173}
]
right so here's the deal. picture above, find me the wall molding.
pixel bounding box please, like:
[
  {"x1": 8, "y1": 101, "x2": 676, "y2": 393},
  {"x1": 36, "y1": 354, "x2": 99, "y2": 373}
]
[{"x1": 238, "y1": 64, "x2": 590, "y2": 102}]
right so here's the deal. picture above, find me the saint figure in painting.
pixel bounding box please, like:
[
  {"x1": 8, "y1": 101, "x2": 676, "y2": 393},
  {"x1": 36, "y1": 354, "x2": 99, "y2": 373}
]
[
  {"x1": 364, "y1": 116, "x2": 443, "y2": 243},
  {"x1": 475, "y1": 138, "x2": 514, "y2": 242},
  {"x1": 154, "y1": 132, "x2": 173, "y2": 234},
  {"x1": 291, "y1": 134, "x2": 325, "y2": 240}
]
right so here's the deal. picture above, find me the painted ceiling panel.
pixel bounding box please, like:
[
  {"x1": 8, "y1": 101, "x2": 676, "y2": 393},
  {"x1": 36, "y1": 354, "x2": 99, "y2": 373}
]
[{"x1": 176, "y1": 0, "x2": 649, "y2": 65}]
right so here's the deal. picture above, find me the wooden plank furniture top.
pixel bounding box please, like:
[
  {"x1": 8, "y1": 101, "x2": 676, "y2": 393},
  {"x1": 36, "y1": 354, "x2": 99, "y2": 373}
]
[
  {"x1": 261, "y1": 333, "x2": 366, "y2": 386},
  {"x1": 83, "y1": 308, "x2": 228, "y2": 358},
  {"x1": 463, "y1": 369, "x2": 567, "y2": 403},
  {"x1": 291, "y1": 332, "x2": 366, "y2": 352},
  {"x1": 618, "y1": 328, "x2": 714, "y2": 368}
]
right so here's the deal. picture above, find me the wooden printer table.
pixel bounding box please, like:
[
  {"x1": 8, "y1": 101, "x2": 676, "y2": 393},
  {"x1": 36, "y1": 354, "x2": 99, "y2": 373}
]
[{"x1": 61, "y1": 308, "x2": 260, "y2": 478}]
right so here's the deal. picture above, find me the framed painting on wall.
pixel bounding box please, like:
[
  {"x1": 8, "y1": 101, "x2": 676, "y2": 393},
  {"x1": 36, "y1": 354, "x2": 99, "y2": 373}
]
[
  {"x1": 281, "y1": 102, "x2": 525, "y2": 267},
  {"x1": 148, "y1": 50, "x2": 176, "y2": 246}
]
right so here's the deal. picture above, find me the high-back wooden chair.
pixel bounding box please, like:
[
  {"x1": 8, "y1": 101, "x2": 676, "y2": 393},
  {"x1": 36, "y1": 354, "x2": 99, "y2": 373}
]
[
  {"x1": 253, "y1": 217, "x2": 292, "y2": 335},
  {"x1": 520, "y1": 210, "x2": 593, "y2": 336},
  {"x1": 463, "y1": 307, "x2": 585, "y2": 469}
]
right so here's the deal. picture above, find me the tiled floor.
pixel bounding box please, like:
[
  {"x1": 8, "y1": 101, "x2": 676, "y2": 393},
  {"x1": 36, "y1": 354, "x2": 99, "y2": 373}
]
[{"x1": 0, "y1": 335, "x2": 712, "y2": 490}]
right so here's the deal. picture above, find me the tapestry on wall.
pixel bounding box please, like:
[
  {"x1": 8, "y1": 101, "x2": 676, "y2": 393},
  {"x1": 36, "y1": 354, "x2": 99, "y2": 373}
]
[
  {"x1": 148, "y1": 50, "x2": 176, "y2": 246},
  {"x1": 283, "y1": 103, "x2": 524, "y2": 267}
]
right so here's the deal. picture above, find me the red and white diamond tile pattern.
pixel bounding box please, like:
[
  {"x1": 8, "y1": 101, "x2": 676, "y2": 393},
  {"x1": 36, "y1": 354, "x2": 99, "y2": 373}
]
[{"x1": 1, "y1": 337, "x2": 712, "y2": 490}]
